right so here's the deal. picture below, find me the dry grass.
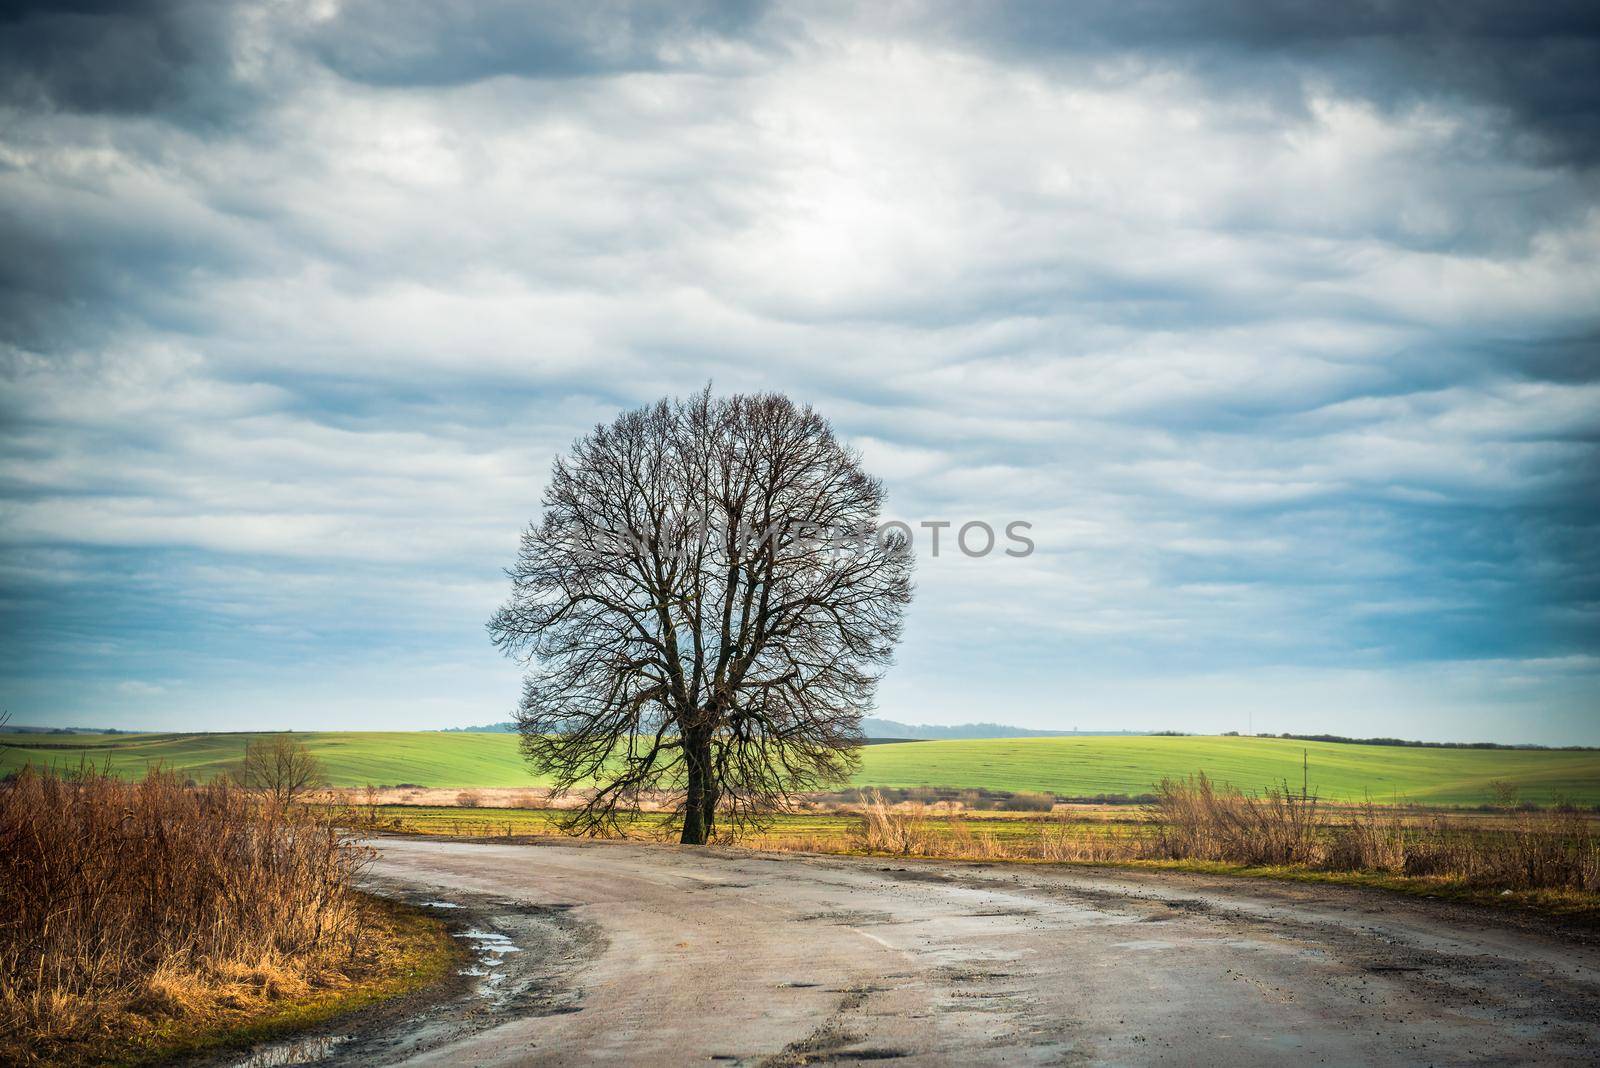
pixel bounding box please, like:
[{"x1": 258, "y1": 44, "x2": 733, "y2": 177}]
[
  {"x1": 375, "y1": 784, "x2": 1599, "y2": 900},
  {"x1": 841, "y1": 773, "x2": 1599, "y2": 897},
  {"x1": 855, "y1": 791, "x2": 934, "y2": 854},
  {"x1": 850, "y1": 792, "x2": 1146, "y2": 862},
  {"x1": 1146, "y1": 774, "x2": 1599, "y2": 892},
  {"x1": 1150, "y1": 773, "x2": 1321, "y2": 865},
  {"x1": 0, "y1": 764, "x2": 397, "y2": 1065}
]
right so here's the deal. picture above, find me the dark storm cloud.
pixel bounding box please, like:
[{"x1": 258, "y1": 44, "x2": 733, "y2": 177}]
[
  {"x1": 1493, "y1": 331, "x2": 1600, "y2": 385},
  {"x1": 4, "y1": 0, "x2": 1595, "y2": 165},
  {"x1": 0, "y1": 182, "x2": 270, "y2": 353},
  {"x1": 0, "y1": 0, "x2": 249, "y2": 119},
  {"x1": 299, "y1": 0, "x2": 778, "y2": 86},
  {"x1": 934, "y1": 0, "x2": 1600, "y2": 166}
]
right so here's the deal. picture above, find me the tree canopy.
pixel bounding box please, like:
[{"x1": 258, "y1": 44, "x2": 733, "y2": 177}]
[{"x1": 489, "y1": 389, "x2": 914, "y2": 843}]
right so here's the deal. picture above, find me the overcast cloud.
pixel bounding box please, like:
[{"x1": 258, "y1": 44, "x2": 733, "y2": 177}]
[{"x1": 2, "y1": 1, "x2": 1597, "y2": 741}]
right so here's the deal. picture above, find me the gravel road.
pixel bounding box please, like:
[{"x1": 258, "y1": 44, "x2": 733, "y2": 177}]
[{"x1": 256, "y1": 837, "x2": 1600, "y2": 1066}]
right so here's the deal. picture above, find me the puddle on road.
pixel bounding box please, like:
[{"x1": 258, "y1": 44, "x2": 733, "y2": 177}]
[
  {"x1": 463, "y1": 928, "x2": 524, "y2": 953},
  {"x1": 233, "y1": 1035, "x2": 347, "y2": 1067},
  {"x1": 457, "y1": 927, "x2": 525, "y2": 998},
  {"x1": 422, "y1": 901, "x2": 464, "y2": 909}
]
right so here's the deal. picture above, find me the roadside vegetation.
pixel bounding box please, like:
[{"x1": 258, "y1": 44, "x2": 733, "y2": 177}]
[
  {"x1": 859, "y1": 778, "x2": 1600, "y2": 913},
  {"x1": 0, "y1": 761, "x2": 454, "y2": 1066},
  {"x1": 357, "y1": 775, "x2": 1600, "y2": 918}
]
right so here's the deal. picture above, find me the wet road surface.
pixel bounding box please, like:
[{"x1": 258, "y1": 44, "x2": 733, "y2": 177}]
[{"x1": 274, "y1": 838, "x2": 1600, "y2": 1065}]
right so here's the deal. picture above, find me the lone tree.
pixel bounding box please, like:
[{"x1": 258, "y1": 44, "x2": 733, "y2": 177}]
[
  {"x1": 489, "y1": 389, "x2": 914, "y2": 844},
  {"x1": 239, "y1": 734, "x2": 325, "y2": 806}
]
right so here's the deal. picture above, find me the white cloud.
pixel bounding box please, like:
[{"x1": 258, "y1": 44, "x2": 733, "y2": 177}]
[{"x1": 0, "y1": 3, "x2": 1595, "y2": 738}]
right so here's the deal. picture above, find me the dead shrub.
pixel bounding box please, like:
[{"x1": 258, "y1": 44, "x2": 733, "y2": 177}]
[
  {"x1": 1034, "y1": 812, "x2": 1149, "y2": 863},
  {"x1": 855, "y1": 790, "x2": 931, "y2": 855},
  {"x1": 1489, "y1": 807, "x2": 1599, "y2": 890},
  {"x1": 1152, "y1": 773, "x2": 1322, "y2": 866},
  {"x1": 1321, "y1": 800, "x2": 1408, "y2": 872},
  {"x1": 1401, "y1": 841, "x2": 1458, "y2": 878},
  {"x1": 0, "y1": 764, "x2": 371, "y2": 1060},
  {"x1": 1152, "y1": 775, "x2": 1599, "y2": 892},
  {"x1": 455, "y1": 790, "x2": 483, "y2": 808}
]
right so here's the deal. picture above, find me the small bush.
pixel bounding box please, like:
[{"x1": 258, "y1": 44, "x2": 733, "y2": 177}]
[
  {"x1": 1001, "y1": 791, "x2": 1056, "y2": 812},
  {"x1": 455, "y1": 790, "x2": 483, "y2": 808},
  {"x1": 1488, "y1": 779, "x2": 1521, "y2": 808}
]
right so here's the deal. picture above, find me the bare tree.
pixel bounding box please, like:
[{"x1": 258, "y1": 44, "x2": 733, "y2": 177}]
[
  {"x1": 489, "y1": 389, "x2": 914, "y2": 844},
  {"x1": 240, "y1": 734, "x2": 324, "y2": 806},
  {"x1": 1488, "y1": 778, "x2": 1521, "y2": 810}
]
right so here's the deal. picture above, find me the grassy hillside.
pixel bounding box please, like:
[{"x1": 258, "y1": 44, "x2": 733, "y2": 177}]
[
  {"x1": 855, "y1": 735, "x2": 1600, "y2": 806},
  {"x1": 3, "y1": 731, "x2": 1597, "y2": 806},
  {"x1": 0, "y1": 731, "x2": 536, "y2": 789}
]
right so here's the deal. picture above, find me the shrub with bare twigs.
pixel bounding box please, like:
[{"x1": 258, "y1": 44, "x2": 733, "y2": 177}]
[
  {"x1": 0, "y1": 764, "x2": 370, "y2": 1060},
  {"x1": 854, "y1": 790, "x2": 931, "y2": 855},
  {"x1": 1152, "y1": 773, "x2": 1322, "y2": 866},
  {"x1": 238, "y1": 734, "x2": 325, "y2": 805}
]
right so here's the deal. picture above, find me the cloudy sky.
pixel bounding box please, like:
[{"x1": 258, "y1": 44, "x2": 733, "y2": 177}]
[{"x1": 2, "y1": 1, "x2": 1597, "y2": 742}]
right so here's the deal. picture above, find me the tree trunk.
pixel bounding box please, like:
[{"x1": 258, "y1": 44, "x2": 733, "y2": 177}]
[
  {"x1": 681, "y1": 727, "x2": 714, "y2": 845},
  {"x1": 699, "y1": 779, "x2": 719, "y2": 843}
]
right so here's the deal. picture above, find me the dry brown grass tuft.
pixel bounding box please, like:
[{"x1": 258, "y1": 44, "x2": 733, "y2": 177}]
[
  {"x1": 855, "y1": 791, "x2": 933, "y2": 855},
  {"x1": 0, "y1": 764, "x2": 377, "y2": 1064},
  {"x1": 1151, "y1": 773, "x2": 1322, "y2": 866}
]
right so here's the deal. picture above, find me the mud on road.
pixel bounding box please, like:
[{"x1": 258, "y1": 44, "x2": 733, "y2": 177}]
[{"x1": 227, "y1": 838, "x2": 1600, "y2": 1066}]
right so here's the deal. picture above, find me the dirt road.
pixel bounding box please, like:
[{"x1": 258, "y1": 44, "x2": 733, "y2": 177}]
[{"x1": 286, "y1": 838, "x2": 1599, "y2": 1065}]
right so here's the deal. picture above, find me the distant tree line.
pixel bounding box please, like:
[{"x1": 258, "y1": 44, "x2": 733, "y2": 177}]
[{"x1": 1269, "y1": 733, "x2": 1599, "y2": 752}]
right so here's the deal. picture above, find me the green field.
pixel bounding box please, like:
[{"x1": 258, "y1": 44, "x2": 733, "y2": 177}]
[
  {"x1": 3, "y1": 731, "x2": 1598, "y2": 806},
  {"x1": 857, "y1": 735, "x2": 1600, "y2": 806}
]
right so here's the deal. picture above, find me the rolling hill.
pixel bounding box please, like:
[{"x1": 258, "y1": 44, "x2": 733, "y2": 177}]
[{"x1": 4, "y1": 730, "x2": 1598, "y2": 805}]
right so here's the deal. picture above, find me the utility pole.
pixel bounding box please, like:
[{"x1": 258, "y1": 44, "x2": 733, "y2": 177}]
[{"x1": 1302, "y1": 748, "x2": 1308, "y2": 802}]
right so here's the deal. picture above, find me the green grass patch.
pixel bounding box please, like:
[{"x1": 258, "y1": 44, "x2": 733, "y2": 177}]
[{"x1": 854, "y1": 734, "x2": 1600, "y2": 806}]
